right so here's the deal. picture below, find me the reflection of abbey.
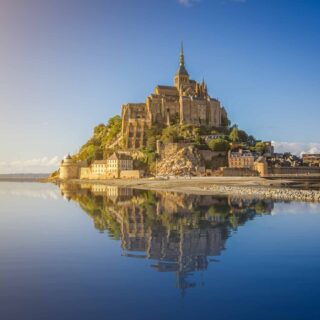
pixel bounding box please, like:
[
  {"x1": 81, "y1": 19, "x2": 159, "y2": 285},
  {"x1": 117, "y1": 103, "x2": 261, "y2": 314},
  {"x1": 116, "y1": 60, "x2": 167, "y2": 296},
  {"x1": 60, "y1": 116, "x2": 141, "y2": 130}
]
[
  {"x1": 121, "y1": 45, "x2": 228, "y2": 149},
  {"x1": 59, "y1": 183, "x2": 274, "y2": 292}
]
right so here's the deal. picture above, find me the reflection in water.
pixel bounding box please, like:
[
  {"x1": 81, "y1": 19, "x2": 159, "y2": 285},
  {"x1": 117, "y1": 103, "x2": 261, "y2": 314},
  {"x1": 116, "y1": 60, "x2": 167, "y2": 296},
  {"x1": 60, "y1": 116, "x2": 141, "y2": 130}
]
[{"x1": 59, "y1": 183, "x2": 274, "y2": 294}]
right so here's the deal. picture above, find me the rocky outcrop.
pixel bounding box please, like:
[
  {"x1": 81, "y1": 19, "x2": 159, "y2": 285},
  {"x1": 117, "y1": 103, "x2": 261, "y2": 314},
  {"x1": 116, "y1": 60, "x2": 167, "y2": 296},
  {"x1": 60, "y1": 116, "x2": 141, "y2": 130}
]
[{"x1": 156, "y1": 145, "x2": 203, "y2": 176}]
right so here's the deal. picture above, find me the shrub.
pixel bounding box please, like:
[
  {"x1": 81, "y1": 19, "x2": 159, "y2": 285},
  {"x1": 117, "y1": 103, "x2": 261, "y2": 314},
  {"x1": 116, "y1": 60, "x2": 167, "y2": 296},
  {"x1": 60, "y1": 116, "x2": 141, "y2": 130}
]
[
  {"x1": 229, "y1": 127, "x2": 239, "y2": 142},
  {"x1": 255, "y1": 142, "x2": 266, "y2": 154},
  {"x1": 208, "y1": 138, "x2": 230, "y2": 151}
]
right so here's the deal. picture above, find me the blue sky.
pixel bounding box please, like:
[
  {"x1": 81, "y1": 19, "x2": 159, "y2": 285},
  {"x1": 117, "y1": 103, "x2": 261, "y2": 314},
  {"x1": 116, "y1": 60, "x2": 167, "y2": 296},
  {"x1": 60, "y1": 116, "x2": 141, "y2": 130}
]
[{"x1": 0, "y1": 0, "x2": 320, "y2": 173}]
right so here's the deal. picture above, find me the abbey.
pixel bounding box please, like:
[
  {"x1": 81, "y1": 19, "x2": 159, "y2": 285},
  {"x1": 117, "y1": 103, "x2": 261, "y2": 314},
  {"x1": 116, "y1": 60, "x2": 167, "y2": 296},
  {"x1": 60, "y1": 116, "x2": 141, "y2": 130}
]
[{"x1": 121, "y1": 45, "x2": 228, "y2": 149}]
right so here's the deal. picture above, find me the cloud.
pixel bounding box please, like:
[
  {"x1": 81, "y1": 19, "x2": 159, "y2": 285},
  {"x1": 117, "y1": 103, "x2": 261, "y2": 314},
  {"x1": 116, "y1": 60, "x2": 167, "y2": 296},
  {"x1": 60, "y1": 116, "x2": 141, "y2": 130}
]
[
  {"x1": 272, "y1": 141, "x2": 320, "y2": 156},
  {"x1": 0, "y1": 189, "x2": 60, "y2": 200},
  {"x1": 0, "y1": 156, "x2": 61, "y2": 174},
  {"x1": 0, "y1": 183, "x2": 60, "y2": 200},
  {"x1": 272, "y1": 202, "x2": 320, "y2": 216},
  {"x1": 178, "y1": 0, "x2": 201, "y2": 7}
]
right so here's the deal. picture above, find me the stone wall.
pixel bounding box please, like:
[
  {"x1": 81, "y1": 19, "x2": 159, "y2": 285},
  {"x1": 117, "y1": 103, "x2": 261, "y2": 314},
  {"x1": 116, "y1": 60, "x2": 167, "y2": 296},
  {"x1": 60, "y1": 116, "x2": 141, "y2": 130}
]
[
  {"x1": 199, "y1": 150, "x2": 227, "y2": 169},
  {"x1": 80, "y1": 167, "x2": 91, "y2": 180},
  {"x1": 60, "y1": 165, "x2": 79, "y2": 179},
  {"x1": 80, "y1": 168, "x2": 144, "y2": 180},
  {"x1": 269, "y1": 167, "x2": 320, "y2": 175},
  {"x1": 222, "y1": 168, "x2": 259, "y2": 177},
  {"x1": 121, "y1": 103, "x2": 150, "y2": 149},
  {"x1": 253, "y1": 161, "x2": 268, "y2": 177},
  {"x1": 59, "y1": 159, "x2": 87, "y2": 180},
  {"x1": 120, "y1": 170, "x2": 143, "y2": 179}
]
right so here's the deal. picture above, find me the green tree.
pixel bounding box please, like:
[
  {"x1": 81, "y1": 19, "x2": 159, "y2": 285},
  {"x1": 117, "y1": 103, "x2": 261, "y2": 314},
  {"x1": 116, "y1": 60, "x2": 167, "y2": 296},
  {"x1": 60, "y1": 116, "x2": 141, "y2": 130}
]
[
  {"x1": 75, "y1": 115, "x2": 122, "y2": 162},
  {"x1": 94, "y1": 123, "x2": 106, "y2": 135},
  {"x1": 229, "y1": 126, "x2": 239, "y2": 142},
  {"x1": 101, "y1": 115, "x2": 122, "y2": 147},
  {"x1": 161, "y1": 127, "x2": 179, "y2": 143},
  {"x1": 146, "y1": 135, "x2": 156, "y2": 152},
  {"x1": 208, "y1": 138, "x2": 230, "y2": 151},
  {"x1": 247, "y1": 135, "x2": 256, "y2": 147},
  {"x1": 255, "y1": 142, "x2": 266, "y2": 154},
  {"x1": 192, "y1": 127, "x2": 201, "y2": 144},
  {"x1": 238, "y1": 130, "x2": 249, "y2": 143},
  {"x1": 145, "y1": 127, "x2": 161, "y2": 152}
]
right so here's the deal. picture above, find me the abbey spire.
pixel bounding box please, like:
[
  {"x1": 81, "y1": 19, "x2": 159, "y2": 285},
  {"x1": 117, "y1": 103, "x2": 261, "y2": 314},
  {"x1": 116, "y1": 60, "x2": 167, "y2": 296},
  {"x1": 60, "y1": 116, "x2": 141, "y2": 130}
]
[
  {"x1": 174, "y1": 42, "x2": 189, "y2": 89},
  {"x1": 180, "y1": 42, "x2": 185, "y2": 67},
  {"x1": 121, "y1": 45, "x2": 227, "y2": 149}
]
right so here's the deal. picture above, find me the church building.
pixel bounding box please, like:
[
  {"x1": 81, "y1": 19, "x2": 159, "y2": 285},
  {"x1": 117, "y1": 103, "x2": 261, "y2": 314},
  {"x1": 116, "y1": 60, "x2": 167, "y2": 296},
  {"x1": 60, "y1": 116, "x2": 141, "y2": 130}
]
[{"x1": 121, "y1": 45, "x2": 228, "y2": 149}]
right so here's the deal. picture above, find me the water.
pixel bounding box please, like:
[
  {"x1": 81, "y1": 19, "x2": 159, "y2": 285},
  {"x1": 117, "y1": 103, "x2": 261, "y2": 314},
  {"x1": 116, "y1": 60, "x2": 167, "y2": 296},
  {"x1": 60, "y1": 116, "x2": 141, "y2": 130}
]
[{"x1": 1, "y1": 182, "x2": 320, "y2": 320}]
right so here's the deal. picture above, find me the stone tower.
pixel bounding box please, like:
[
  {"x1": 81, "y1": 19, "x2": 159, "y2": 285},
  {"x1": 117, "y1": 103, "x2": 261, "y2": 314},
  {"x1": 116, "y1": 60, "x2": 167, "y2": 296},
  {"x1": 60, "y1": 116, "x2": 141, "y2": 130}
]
[
  {"x1": 59, "y1": 155, "x2": 80, "y2": 180},
  {"x1": 174, "y1": 43, "x2": 190, "y2": 89}
]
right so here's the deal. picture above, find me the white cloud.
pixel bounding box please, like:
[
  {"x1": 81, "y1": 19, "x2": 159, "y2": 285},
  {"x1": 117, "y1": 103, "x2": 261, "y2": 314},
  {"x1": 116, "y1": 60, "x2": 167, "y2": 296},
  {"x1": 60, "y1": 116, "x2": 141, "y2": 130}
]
[
  {"x1": 178, "y1": 0, "x2": 201, "y2": 7},
  {"x1": 0, "y1": 156, "x2": 61, "y2": 174},
  {"x1": 0, "y1": 183, "x2": 60, "y2": 200},
  {"x1": 272, "y1": 202, "x2": 320, "y2": 216},
  {"x1": 272, "y1": 141, "x2": 320, "y2": 156}
]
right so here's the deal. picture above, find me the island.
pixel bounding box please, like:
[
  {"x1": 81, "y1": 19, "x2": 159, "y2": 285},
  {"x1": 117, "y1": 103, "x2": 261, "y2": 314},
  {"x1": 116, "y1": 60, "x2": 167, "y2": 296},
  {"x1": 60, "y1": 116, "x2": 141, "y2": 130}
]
[{"x1": 49, "y1": 46, "x2": 320, "y2": 201}]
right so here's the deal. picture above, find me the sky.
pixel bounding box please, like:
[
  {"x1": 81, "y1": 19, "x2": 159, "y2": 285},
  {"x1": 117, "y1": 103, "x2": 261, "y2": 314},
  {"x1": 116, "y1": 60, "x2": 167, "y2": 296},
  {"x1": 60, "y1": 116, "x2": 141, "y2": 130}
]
[{"x1": 0, "y1": 0, "x2": 320, "y2": 173}]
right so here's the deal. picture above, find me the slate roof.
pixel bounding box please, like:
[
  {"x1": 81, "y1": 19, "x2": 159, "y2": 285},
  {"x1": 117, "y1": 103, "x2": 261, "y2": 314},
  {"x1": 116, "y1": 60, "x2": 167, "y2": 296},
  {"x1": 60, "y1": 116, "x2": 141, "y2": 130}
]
[{"x1": 108, "y1": 152, "x2": 133, "y2": 161}]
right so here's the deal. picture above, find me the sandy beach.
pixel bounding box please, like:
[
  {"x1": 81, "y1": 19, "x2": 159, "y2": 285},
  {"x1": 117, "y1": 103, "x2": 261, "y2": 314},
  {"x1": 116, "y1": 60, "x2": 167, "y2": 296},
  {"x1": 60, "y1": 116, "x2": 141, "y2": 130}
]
[
  {"x1": 54, "y1": 176, "x2": 320, "y2": 202},
  {"x1": 64, "y1": 176, "x2": 277, "y2": 189}
]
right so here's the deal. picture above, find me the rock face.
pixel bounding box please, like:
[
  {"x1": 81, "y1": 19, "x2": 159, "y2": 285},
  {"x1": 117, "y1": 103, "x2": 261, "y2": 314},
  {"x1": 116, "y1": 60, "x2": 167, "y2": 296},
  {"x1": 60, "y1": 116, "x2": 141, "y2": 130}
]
[{"x1": 156, "y1": 145, "x2": 203, "y2": 176}]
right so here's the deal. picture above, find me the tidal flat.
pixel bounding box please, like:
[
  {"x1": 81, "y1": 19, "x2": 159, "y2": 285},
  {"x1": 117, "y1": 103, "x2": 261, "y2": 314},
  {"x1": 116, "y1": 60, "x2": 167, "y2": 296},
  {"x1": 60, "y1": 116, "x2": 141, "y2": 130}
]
[
  {"x1": 1, "y1": 181, "x2": 320, "y2": 320},
  {"x1": 54, "y1": 176, "x2": 320, "y2": 202}
]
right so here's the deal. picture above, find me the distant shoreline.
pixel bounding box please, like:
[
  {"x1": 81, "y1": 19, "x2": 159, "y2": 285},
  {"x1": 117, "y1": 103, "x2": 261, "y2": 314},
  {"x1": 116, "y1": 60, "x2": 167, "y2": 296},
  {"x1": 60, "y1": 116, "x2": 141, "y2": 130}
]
[{"x1": 0, "y1": 174, "x2": 49, "y2": 182}]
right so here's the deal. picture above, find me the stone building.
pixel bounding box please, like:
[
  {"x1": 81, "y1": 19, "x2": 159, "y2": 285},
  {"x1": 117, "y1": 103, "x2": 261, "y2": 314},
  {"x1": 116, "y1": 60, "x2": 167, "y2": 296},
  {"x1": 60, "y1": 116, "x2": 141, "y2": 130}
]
[
  {"x1": 302, "y1": 154, "x2": 320, "y2": 167},
  {"x1": 91, "y1": 160, "x2": 108, "y2": 176},
  {"x1": 60, "y1": 152, "x2": 141, "y2": 180},
  {"x1": 228, "y1": 150, "x2": 255, "y2": 169},
  {"x1": 121, "y1": 45, "x2": 228, "y2": 149},
  {"x1": 59, "y1": 155, "x2": 86, "y2": 180},
  {"x1": 107, "y1": 152, "x2": 133, "y2": 176},
  {"x1": 227, "y1": 151, "x2": 269, "y2": 176},
  {"x1": 253, "y1": 156, "x2": 269, "y2": 177},
  {"x1": 263, "y1": 141, "x2": 274, "y2": 157},
  {"x1": 84, "y1": 152, "x2": 134, "y2": 179}
]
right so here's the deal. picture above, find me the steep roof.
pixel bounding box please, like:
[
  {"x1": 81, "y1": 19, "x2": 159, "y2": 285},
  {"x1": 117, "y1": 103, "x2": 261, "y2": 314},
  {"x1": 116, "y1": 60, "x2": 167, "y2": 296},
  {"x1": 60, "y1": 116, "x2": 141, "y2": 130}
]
[
  {"x1": 108, "y1": 153, "x2": 119, "y2": 160},
  {"x1": 92, "y1": 160, "x2": 108, "y2": 164},
  {"x1": 154, "y1": 86, "x2": 179, "y2": 96},
  {"x1": 157, "y1": 85, "x2": 176, "y2": 90},
  {"x1": 176, "y1": 64, "x2": 189, "y2": 76},
  {"x1": 255, "y1": 156, "x2": 266, "y2": 163},
  {"x1": 108, "y1": 152, "x2": 133, "y2": 161},
  {"x1": 175, "y1": 43, "x2": 189, "y2": 76}
]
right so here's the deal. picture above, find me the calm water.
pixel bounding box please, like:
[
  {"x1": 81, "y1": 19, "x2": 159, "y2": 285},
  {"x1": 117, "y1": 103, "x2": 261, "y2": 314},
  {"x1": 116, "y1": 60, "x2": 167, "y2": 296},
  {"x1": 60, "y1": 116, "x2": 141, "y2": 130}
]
[{"x1": 1, "y1": 182, "x2": 320, "y2": 320}]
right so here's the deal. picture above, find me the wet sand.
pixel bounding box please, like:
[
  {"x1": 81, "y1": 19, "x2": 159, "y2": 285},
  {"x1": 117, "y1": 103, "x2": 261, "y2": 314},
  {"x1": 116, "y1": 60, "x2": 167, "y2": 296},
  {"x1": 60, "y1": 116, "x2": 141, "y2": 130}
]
[
  {"x1": 62, "y1": 176, "x2": 288, "y2": 192},
  {"x1": 56, "y1": 176, "x2": 320, "y2": 202}
]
